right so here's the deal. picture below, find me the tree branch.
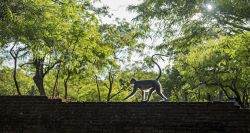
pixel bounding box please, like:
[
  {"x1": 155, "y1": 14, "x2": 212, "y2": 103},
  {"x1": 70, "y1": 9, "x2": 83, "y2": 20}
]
[
  {"x1": 213, "y1": 15, "x2": 250, "y2": 31},
  {"x1": 19, "y1": 62, "x2": 33, "y2": 67},
  {"x1": 44, "y1": 60, "x2": 61, "y2": 76},
  {"x1": 219, "y1": 85, "x2": 234, "y2": 100},
  {"x1": 9, "y1": 43, "x2": 16, "y2": 59},
  {"x1": 110, "y1": 86, "x2": 127, "y2": 100}
]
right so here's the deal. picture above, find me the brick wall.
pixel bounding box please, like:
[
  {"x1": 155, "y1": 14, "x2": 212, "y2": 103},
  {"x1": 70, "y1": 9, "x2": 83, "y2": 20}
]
[{"x1": 0, "y1": 96, "x2": 249, "y2": 133}]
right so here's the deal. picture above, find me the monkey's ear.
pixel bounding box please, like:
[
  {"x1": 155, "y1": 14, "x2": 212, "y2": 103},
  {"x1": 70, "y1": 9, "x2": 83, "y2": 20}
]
[{"x1": 131, "y1": 78, "x2": 136, "y2": 81}]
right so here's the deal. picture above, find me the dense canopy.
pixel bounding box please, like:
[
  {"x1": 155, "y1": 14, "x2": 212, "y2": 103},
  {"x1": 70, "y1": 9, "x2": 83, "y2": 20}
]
[{"x1": 0, "y1": 0, "x2": 249, "y2": 108}]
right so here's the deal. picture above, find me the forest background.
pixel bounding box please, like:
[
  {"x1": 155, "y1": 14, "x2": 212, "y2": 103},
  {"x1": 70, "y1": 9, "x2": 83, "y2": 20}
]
[{"x1": 0, "y1": 0, "x2": 250, "y2": 108}]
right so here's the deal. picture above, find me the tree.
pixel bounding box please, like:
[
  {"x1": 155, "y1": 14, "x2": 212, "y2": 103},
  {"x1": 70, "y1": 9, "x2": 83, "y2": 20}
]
[
  {"x1": 0, "y1": 67, "x2": 33, "y2": 95},
  {"x1": 9, "y1": 43, "x2": 27, "y2": 95},
  {"x1": 129, "y1": 0, "x2": 250, "y2": 106},
  {"x1": 1, "y1": 0, "x2": 146, "y2": 99},
  {"x1": 129, "y1": 0, "x2": 250, "y2": 52},
  {"x1": 177, "y1": 32, "x2": 250, "y2": 108},
  {"x1": 1, "y1": 0, "x2": 108, "y2": 96},
  {"x1": 161, "y1": 67, "x2": 185, "y2": 102}
]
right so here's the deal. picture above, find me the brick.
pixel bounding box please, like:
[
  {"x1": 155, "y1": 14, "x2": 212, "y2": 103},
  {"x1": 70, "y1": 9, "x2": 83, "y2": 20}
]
[{"x1": 0, "y1": 96, "x2": 249, "y2": 133}]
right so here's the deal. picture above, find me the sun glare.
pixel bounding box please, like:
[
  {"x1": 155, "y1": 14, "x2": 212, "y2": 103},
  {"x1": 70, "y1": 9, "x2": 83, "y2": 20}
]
[{"x1": 206, "y1": 4, "x2": 213, "y2": 11}]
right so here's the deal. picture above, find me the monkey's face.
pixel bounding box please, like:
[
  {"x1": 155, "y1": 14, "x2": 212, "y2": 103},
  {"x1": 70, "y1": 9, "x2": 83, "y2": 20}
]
[{"x1": 130, "y1": 78, "x2": 136, "y2": 84}]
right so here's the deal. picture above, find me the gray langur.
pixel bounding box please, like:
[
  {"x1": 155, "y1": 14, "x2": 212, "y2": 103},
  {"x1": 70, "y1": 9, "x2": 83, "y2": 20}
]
[{"x1": 124, "y1": 54, "x2": 168, "y2": 102}]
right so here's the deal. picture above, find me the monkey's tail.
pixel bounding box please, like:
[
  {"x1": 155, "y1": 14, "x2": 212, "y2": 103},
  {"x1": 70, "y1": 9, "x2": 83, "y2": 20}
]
[{"x1": 151, "y1": 54, "x2": 167, "y2": 81}]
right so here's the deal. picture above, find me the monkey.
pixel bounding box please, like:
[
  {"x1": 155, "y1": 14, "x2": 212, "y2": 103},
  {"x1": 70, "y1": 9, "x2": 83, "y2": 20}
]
[{"x1": 124, "y1": 54, "x2": 168, "y2": 102}]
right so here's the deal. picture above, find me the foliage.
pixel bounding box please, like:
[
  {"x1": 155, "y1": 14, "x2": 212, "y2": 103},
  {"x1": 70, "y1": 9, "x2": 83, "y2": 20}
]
[
  {"x1": 129, "y1": 0, "x2": 250, "y2": 52},
  {"x1": 128, "y1": 0, "x2": 250, "y2": 108},
  {"x1": 0, "y1": 0, "x2": 143, "y2": 100},
  {"x1": 0, "y1": 0, "x2": 114, "y2": 96},
  {"x1": 1, "y1": 0, "x2": 250, "y2": 108},
  {"x1": 0, "y1": 67, "x2": 33, "y2": 95},
  {"x1": 176, "y1": 32, "x2": 250, "y2": 107}
]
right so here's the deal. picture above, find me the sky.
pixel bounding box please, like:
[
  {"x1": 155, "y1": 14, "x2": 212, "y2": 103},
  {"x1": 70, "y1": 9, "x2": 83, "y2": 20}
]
[
  {"x1": 99, "y1": 0, "x2": 142, "y2": 23},
  {"x1": 97, "y1": 0, "x2": 170, "y2": 69}
]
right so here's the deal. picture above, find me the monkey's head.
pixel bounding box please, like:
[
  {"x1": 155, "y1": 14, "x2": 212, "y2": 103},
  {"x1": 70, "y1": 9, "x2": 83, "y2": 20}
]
[{"x1": 130, "y1": 78, "x2": 136, "y2": 84}]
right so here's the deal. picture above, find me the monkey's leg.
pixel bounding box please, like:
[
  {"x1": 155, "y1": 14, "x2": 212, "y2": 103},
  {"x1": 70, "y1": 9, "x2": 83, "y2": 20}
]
[
  {"x1": 156, "y1": 89, "x2": 168, "y2": 101},
  {"x1": 123, "y1": 87, "x2": 138, "y2": 100},
  {"x1": 141, "y1": 90, "x2": 145, "y2": 101},
  {"x1": 146, "y1": 89, "x2": 154, "y2": 102}
]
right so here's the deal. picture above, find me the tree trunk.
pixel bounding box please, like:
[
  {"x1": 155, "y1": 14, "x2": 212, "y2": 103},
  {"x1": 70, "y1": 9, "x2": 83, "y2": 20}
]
[
  {"x1": 31, "y1": 57, "x2": 60, "y2": 96},
  {"x1": 173, "y1": 87, "x2": 179, "y2": 102},
  {"x1": 33, "y1": 74, "x2": 46, "y2": 96},
  {"x1": 52, "y1": 64, "x2": 60, "y2": 98},
  {"x1": 10, "y1": 45, "x2": 21, "y2": 96},
  {"x1": 13, "y1": 57, "x2": 21, "y2": 95},
  {"x1": 245, "y1": 89, "x2": 249, "y2": 108},
  {"x1": 63, "y1": 68, "x2": 71, "y2": 99},
  {"x1": 95, "y1": 75, "x2": 101, "y2": 102},
  {"x1": 229, "y1": 87, "x2": 245, "y2": 108},
  {"x1": 63, "y1": 80, "x2": 68, "y2": 99},
  {"x1": 33, "y1": 58, "x2": 46, "y2": 96},
  {"x1": 198, "y1": 89, "x2": 201, "y2": 102},
  {"x1": 106, "y1": 69, "x2": 113, "y2": 102}
]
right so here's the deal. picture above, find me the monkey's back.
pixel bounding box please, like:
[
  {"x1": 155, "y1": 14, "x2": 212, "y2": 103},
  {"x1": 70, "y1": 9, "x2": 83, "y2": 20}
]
[{"x1": 135, "y1": 80, "x2": 161, "y2": 90}]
